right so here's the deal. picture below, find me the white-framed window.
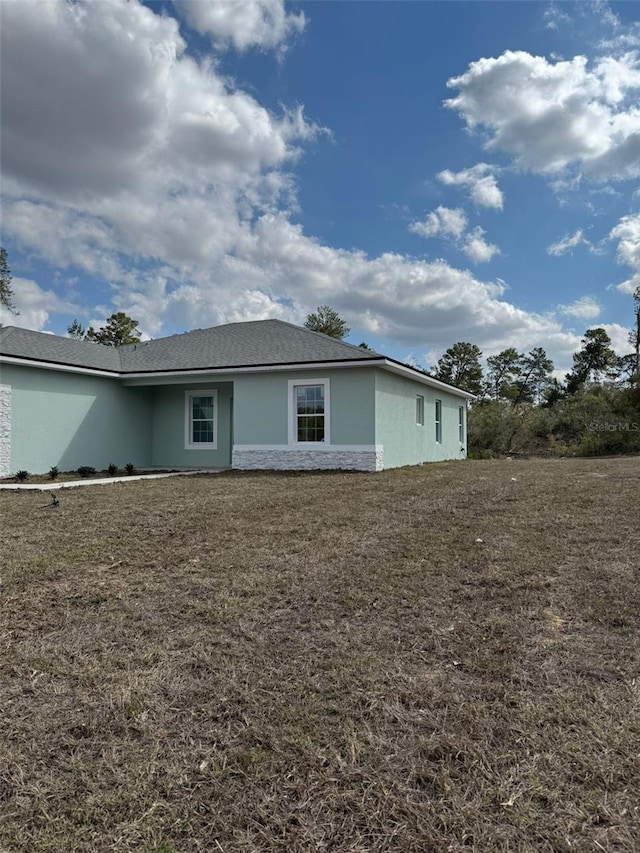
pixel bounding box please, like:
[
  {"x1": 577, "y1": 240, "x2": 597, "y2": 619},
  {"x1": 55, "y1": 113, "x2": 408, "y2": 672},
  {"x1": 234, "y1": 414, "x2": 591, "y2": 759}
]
[
  {"x1": 185, "y1": 390, "x2": 218, "y2": 449},
  {"x1": 459, "y1": 405, "x2": 465, "y2": 443},
  {"x1": 416, "y1": 394, "x2": 424, "y2": 425},
  {"x1": 288, "y1": 379, "x2": 330, "y2": 445},
  {"x1": 435, "y1": 399, "x2": 442, "y2": 443}
]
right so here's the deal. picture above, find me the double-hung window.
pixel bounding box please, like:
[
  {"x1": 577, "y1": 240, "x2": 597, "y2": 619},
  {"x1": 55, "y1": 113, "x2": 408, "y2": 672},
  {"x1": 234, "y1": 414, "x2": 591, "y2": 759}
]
[
  {"x1": 289, "y1": 379, "x2": 329, "y2": 444},
  {"x1": 435, "y1": 399, "x2": 442, "y2": 443},
  {"x1": 416, "y1": 395, "x2": 424, "y2": 425},
  {"x1": 185, "y1": 390, "x2": 217, "y2": 449}
]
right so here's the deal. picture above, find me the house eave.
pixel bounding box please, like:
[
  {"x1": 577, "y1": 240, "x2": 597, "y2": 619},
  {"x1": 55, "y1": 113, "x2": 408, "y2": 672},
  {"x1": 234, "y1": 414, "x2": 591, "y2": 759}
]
[
  {"x1": 0, "y1": 354, "x2": 121, "y2": 378},
  {"x1": 120, "y1": 358, "x2": 386, "y2": 381},
  {"x1": 0, "y1": 352, "x2": 474, "y2": 397}
]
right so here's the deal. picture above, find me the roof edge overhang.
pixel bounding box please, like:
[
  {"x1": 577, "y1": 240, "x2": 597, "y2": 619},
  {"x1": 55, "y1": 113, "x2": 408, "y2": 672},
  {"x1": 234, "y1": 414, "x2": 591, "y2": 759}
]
[
  {"x1": 0, "y1": 353, "x2": 385, "y2": 378},
  {"x1": 0, "y1": 352, "x2": 474, "y2": 398},
  {"x1": 0, "y1": 354, "x2": 121, "y2": 378},
  {"x1": 122, "y1": 358, "x2": 387, "y2": 379}
]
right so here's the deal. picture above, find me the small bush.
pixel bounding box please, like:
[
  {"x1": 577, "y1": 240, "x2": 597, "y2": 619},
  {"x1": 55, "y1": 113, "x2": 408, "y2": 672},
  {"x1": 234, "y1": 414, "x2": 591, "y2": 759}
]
[
  {"x1": 125, "y1": 463, "x2": 135, "y2": 475},
  {"x1": 107, "y1": 463, "x2": 118, "y2": 476},
  {"x1": 77, "y1": 466, "x2": 97, "y2": 478},
  {"x1": 15, "y1": 470, "x2": 29, "y2": 482},
  {"x1": 48, "y1": 466, "x2": 59, "y2": 480}
]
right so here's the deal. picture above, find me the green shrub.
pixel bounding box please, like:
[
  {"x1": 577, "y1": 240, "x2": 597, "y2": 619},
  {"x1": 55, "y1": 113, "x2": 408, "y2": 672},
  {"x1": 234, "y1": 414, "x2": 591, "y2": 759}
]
[
  {"x1": 48, "y1": 466, "x2": 59, "y2": 480},
  {"x1": 107, "y1": 463, "x2": 118, "y2": 476},
  {"x1": 15, "y1": 470, "x2": 29, "y2": 482},
  {"x1": 576, "y1": 426, "x2": 640, "y2": 457},
  {"x1": 77, "y1": 466, "x2": 97, "y2": 478},
  {"x1": 125, "y1": 462, "x2": 135, "y2": 475},
  {"x1": 470, "y1": 385, "x2": 640, "y2": 458}
]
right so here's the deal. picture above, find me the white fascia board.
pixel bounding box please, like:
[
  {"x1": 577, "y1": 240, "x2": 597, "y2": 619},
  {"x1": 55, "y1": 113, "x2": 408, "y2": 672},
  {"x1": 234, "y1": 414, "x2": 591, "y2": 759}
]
[
  {"x1": 121, "y1": 359, "x2": 386, "y2": 382},
  {"x1": 234, "y1": 444, "x2": 383, "y2": 452},
  {"x1": 0, "y1": 355, "x2": 121, "y2": 378}
]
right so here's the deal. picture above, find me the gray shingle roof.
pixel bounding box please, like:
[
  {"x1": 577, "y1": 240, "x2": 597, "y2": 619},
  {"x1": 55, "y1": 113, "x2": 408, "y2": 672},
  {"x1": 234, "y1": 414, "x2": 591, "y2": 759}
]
[
  {"x1": 1, "y1": 320, "x2": 383, "y2": 374},
  {"x1": 0, "y1": 325, "x2": 122, "y2": 371}
]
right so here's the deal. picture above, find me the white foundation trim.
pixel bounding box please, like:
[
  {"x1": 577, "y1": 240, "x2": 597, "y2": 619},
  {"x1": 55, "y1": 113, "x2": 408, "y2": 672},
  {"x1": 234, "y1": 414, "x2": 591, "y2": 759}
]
[{"x1": 235, "y1": 444, "x2": 383, "y2": 452}]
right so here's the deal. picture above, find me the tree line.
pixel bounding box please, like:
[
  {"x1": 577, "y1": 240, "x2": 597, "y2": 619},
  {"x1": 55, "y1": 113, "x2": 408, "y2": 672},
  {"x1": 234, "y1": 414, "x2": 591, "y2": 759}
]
[
  {"x1": 432, "y1": 324, "x2": 637, "y2": 402},
  {"x1": 431, "y1": 290, "x2": 640, "y2": 458}
]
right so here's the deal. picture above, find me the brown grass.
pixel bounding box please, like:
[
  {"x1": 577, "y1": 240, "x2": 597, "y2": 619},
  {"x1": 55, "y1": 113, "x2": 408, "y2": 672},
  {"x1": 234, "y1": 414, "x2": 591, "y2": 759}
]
[{"x1": 1, "y1": 457, "x2": 639, "y2": 852}]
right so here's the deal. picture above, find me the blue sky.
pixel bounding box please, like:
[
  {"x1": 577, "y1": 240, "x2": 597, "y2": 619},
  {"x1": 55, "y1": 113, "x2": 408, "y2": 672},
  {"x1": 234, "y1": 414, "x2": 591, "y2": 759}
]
[{"x1": 1, "y1": 0, "x2": 639, "y2": 373}]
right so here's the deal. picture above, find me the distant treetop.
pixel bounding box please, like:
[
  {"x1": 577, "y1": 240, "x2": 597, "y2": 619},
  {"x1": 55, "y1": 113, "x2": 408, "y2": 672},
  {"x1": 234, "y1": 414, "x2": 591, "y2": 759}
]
[
  {"x1": 0, "y1": 246, "x2": 18, "y2": 315},
  {"x1": 304, "y1": 305, "x2": 350, "y2": 339},
  {"x1": 68, "y1": 311, "x2": 141, "y2": 347}
]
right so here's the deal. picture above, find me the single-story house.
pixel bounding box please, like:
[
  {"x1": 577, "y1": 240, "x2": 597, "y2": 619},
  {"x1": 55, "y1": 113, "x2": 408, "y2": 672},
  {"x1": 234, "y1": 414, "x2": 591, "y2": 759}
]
[{"x1": 0, "y1": 319, "x2": 473, "y2": 475}]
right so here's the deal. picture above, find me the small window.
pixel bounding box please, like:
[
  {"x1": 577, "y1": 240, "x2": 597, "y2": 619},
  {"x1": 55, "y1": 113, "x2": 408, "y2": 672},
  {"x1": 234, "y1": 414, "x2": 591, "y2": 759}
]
[
  {"x1": 416, "y1": 395, "x2": 424, "y2": 425},
  {"x1": 289, "y1": 379, "x2": 330, "y2": 444},
  {"x1": 185, "y1": 390, "x2": 217, "y2": 449},
  {"x1": 435, "y1": 399, "x2": 442, "y2": 443},
  {"x1": 459, "y1": 406, "x2": 465, "y2": 443}
]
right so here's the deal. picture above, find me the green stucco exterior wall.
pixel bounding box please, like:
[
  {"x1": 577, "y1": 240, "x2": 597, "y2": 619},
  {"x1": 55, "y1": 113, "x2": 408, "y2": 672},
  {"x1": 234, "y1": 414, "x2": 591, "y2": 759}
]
[
  {"x1": 150, "y1": 381, "x2": 233, "y2": 468},
  {"x1": 374, "y1": 369, "x2": 467, "y2": 468},
  {"x1": 1, "y1": 360, "x2": 466, "y2": 476},
  {"x1": 232, "y1": 368, "x2": 376, "y2": 446},
  {"x1": 1, "y1": 364, "x2": 152, "y2": 474}
]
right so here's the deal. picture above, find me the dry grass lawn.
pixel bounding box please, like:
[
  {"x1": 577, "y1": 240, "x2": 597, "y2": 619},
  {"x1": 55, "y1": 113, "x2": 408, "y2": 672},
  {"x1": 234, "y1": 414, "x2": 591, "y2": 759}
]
[{"x1": 1, "y1": 457, "x2": 639, "y2": 852}]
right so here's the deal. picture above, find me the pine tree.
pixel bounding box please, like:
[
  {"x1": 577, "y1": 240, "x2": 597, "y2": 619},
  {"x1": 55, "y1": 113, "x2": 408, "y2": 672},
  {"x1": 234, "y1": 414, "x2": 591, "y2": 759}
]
[
  {"x1": 85, "y1": 312, "x2": 141, "y2": 346},
  {"x1": 0, "y1": 247, "x2": 18, "y2": 315},
  {"x1": 434, "y1": 342, "x2": 483, "y2": 395},
  {"x1": 304, "y1": 306, "x2": 350, "y2": 339}
]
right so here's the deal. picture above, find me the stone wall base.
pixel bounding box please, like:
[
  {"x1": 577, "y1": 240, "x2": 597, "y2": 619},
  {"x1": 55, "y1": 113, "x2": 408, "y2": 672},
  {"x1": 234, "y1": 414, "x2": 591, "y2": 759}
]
[
  {"x1": 0, "y1": 385, "x2": 11, "y2": 476},
  {"x1": 232, "y1": 445, "x2": 384, "y2": 472}
]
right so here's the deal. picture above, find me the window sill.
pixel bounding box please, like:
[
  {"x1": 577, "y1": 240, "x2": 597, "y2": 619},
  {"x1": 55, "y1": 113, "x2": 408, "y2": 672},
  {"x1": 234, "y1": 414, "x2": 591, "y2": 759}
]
[{"x1": 291, "y1": 442, "x2": 329, "y2": 447}]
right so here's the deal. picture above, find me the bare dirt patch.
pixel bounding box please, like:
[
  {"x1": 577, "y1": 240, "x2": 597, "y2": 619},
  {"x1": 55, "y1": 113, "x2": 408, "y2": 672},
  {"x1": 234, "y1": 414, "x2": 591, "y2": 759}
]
[{"x1": 1, "y1": 458, "x2": 639, "y2": 852}]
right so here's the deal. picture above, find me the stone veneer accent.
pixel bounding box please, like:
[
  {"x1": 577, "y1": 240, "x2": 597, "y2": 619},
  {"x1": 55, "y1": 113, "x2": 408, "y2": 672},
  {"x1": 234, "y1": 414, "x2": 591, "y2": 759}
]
[
  {"x1": 0, "y1": 385, "x2": 11, "y2": 476},
  {"x1": 233, "y1": 445, "x2": 384, "y2": 472}
]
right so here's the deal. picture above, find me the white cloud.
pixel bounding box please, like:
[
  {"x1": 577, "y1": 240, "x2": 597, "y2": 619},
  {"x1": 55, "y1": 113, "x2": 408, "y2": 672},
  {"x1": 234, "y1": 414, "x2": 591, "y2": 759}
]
[
  {"x1": 437, "y1": 163, "x2": 504, "y2": 209},
  {"x1": 0, "y1": 0, "x2": 322, "y2": 328},
  {"x1": 410, "y1": 207, "x2": 500, "y2": 264},
  {"x1": 600, "y1": 28, "x2": 640, "y2": 51},
  {"x1": 445, "y1": 50, "x2": 640, "y2": 181},
  {"x1": 0, "y1": 0, "x2": 319, "y2": 202},
  {"x1": 544, "y1": 4, "x2": 571, "y2": 31},
  {"x1": 547, "y1": 229, "x2": 590, "y2": 256},
  {"x1": 0, "y1": 277, "x2": 77, "y2": 331},
  {"x1": 608, "y1": 212, "x2": 640, "y2": 293},
  {"x1": 242, "y1": 214, "x2": 560, "y2": 352},
  {"x1": 462, "y1": 227, "x2": 501, "y2": 264},
  {"x1": 409, "y1": 206, "x2": 467, "y2": 239},
  {"x1": 0, "y1": 0, "x2": 587, "y2": 373},
  {"x1": 600, "y1": 322, "x2": 636, "y2": 355},
  {"x1": 174, "y1": 0, "x2": 305, "y2": 53},
  {"x1": 592, "y1": 0, "x2": 621, "y2": 31},
  {"x1": 557, "y1": 296, "x2": 601, "y2": 320}
]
